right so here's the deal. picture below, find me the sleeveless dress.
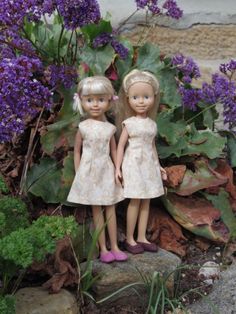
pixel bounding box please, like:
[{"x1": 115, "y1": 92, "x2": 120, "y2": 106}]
[
  {"x1": 122, "y1": 116, "x2": 164, "y2": 199},
  {"x1": 67, "y1": 119, "x2": 124, "y2": 205}
]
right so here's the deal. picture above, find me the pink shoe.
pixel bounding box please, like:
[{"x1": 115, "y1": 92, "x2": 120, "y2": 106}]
[
  {"x1": 100, "y1": 251, "x2": 115, "y2": 263},
  {"x1": 111, "y1": 250, "x2": 128, "y2": 261}
]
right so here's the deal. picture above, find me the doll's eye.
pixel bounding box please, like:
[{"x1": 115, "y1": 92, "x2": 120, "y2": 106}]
[
  {"x1": 99, "y1": 97, "x2": 104, "y2": 102},
  {"x1": 144, "y1": 95, "x2": 149, "y2": 99},
  {"x1": 87, "y1": 98, "x2": 92, "y2": 102},
  {"x1": 132, "y1": 96, "x2": 137, "y2": 100}
]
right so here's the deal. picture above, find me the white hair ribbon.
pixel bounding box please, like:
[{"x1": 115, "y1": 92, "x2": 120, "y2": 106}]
[{"x1": 73, "y1": 93, "x2": 84, "y2": 115}]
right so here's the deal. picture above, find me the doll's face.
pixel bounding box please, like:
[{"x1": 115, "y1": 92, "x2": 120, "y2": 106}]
[
  {"x1": 127, "y1": 82, "x2": 155, "y2": 116},
  {"x1": 81, "y1": 94, "x2": 110, "y2": 119}
]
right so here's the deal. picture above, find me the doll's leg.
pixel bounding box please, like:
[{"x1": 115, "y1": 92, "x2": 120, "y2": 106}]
[
  {"x1": 126, "y1": 199, "x2": 141, "y2": 245},
  {"x1": 92, "y1": 205, "x2": 108, "y2": 253},
  {"x1": 105, "y1": 205, "x2": 119, "y2": 251},
  {"x1": 137, "y1": 199, "x2": 151, "y2": 243}
]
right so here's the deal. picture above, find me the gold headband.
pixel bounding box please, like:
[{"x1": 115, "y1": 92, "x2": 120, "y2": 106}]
[{"x1": 123, "y1": 76, "x2": 158, "y2": 95}]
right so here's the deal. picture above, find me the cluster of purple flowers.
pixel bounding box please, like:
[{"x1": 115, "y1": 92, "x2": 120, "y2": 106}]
[
  {"x1": 0, "y1": 56, "x2": 52, "y2": 142},
  {"x1": 172, "y1": 54, "x2": 236, "y2": 125},
  {"x1": 45, "y1": 65, "x2": 78, "y2": 89},
  {"x1": 171, "y1": 54, "x2": 201, "y2": 83},
  {"x1": 0, "y1": 0, "x2": 101, "y2": 30},
  {"x1": 135, "y1": 0, "x2": 183, "y2": 19},
  {"x1": 56, "y1": 0, "x2": 101, "y2": 30},
  {"x1": 92, "y1": 33, "x2": 129, "y2": 60}
]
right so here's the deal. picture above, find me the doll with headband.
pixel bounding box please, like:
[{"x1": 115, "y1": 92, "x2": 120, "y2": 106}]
[
  {"x1": 67, "y1": 76, "x2": 127, "y2": 263},
  {"x1": 116, "y1": 69, "x2": 167, "y2": 254}
]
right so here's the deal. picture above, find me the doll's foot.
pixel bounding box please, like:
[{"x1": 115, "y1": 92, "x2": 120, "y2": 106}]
[
  {"x1": 100, "y1": 251, "x2": 115, "y2": 263},
  {"x1": 137, "y1": 241, "x2": 158, "y2": 252},
  {"x1": 111, "y1": 250, "x2": 128, "y2": 261},
  {"x1": 124, "y1": 241, "x2": 144, "y2": 254}
]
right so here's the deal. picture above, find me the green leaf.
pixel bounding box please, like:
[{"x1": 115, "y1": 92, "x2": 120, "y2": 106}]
[
  {"x1": 115, "y1": 38, "x2": 134, "y2": 80},
  {"x1": 157, "y1": 111, "x2": 187, "y2": 145},
  {"x1": 80, "y1": 45, "x2": 114, "y2": 75},
  {"x1": 182, "y1": 129, "x2": 226, "y2": 159},
  {"x1": 162, "y1": 193, "x2": 229, "y2": 242},
  {"x1": 136, "y1": 43, "x2": 163, "y2": 74},
  {"x1": 81, "y1": 19, "x2": 112, "y2": 42},
  {"x1": 58, "y1": 152, "x2": 75, "y2": 203},
  {"x1": 157, "y1": 138, "x2": 187, "y2": 159},
  {"x1": 227, "y1": 133, "x2": 236, "y2": 167},
  {"x1": 25, "y1": 158, "x2": 62, "y2": 203},
  {"x1": 157, "y1": 67, "x2": 181, "y2": 108},
  {"x1": 204, "y1": 190, "x2": 236, "y2": 239}
]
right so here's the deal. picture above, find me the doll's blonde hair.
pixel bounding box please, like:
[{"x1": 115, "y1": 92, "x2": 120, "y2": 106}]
[
  {"x1": 73, "y1": 76, "x2": 116, "y2": 115},
  {"x1": 116, "y1": 69, "x2": 160, "y2": 135}
]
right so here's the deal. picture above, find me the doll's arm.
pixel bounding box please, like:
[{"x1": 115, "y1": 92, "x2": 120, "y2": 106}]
[
  {"x1": 152, "y1": 139, "x2": 167, "y2": 181},
  {"x1": 110, "y1": 135, "x2": 117, "y2": 165},
  {"x1": 115, "y1": 127, "x2": 129, "y2": 184},
  {"x1": 74, "y1": 130, "x2": 82, "y2": 171}
]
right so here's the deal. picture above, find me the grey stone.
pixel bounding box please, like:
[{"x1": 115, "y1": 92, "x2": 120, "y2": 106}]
[
  {"x1": 15, "y1": 287, "x2": 78, "y2": 314},
  {"x1": 87, "y1": 249, "x2": 181, "y2": 306},
  {"x1": 188, "y1": 263, "x2": 236, "y2": 314}
]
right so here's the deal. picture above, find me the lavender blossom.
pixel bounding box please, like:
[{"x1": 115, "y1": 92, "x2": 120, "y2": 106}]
[
  {"x1": 111, "y1": 40, "x2": 129, "y2": 60},
  {"x1": 0, "y1": 56, "x2": 52, "y2": 143},
  {"x1": 46, "y1": 65, "x2": 78, "y2": 89},
  {"x1": 178, "y1": 86, "x2": 202, "y2": 111},
  {"x1": 92, "y1": 33, "x2": 112, "y2": 48},
  {"x1": 172, "y1": 54, "x2": 201, "y2": 83},
  {"x1": 57, "y1": 0, "x2": 101, "y2": 30},
  {"x1": 163, "y1": 0, "x2": 183, "y2": 19}
]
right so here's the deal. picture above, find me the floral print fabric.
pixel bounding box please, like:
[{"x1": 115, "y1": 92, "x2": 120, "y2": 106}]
[
  {"x1": 67, "y1": 119, "x2": 124, "y2": 205},
  {"x1": 122, "y1": 116, "x2": 164, "y2": 199}
]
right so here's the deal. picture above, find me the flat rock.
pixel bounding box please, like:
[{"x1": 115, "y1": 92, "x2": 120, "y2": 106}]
[
  {"x1": 15, "y1": 287, "x2": 78, "y2": 314},
  {"x1": 89, "y1": 249, "x2": 181, "y2": 306},
  {"x1": 188, "y1": 262, "x2": 236, "y2": 314}
]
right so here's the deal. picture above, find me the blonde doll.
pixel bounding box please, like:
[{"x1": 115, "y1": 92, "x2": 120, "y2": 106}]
[
  {"x1": 67, "y1": 76, "x2": 127, "y2": 263},
  {"x1": 116, "y1": 69, "x2": 167, "y2": 254}
]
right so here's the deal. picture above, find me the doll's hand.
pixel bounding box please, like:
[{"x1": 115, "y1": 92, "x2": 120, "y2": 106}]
[
  {"x1": 160, "y1": 167, "x2": 167, "y2": 181},
  {"x1": 115, "y1": 169, "x2": 123, "y2": 187}
]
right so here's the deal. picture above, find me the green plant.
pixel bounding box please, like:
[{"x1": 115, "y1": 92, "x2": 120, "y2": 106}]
[{"x1": 0, "y1": 295, "x2": 15, "y2": 314}]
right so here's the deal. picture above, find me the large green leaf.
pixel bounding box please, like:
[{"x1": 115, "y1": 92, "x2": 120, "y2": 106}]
[
  {"x1": 58, "y1": 152, "x2": 75, "y2": 203},
  {"x1": 204, "y1": 190, "x2": 236, "y2": 239},
  {"x1": 41, "y1": 87, "x2": 79, "y2": 155},
  {"x1": 182, "y1": 128, "x2": 226, "y2": 159},
  {"x1": 80, "y1": 45, "x2": 114, "y2": 75},
  {"x1": 157, "y1": 68, "x2": 182, "y2": 108},
  {"x1": 162, "y1": 193, "x2": 229, "y2": 242},
  {"x1": 173, "y1": 159, "x2": 227, "y2": 196},
  {"x1": 81, "y1": 19, "x2": 112, "y2": 42},
  {"x1": 115, "y1": 38, "x2": 134, "y2": 80},
  {"x1": 227, "y1": 133, "x2": 236, "y2": 167},
  {"x1": 157, "y1": 111, "x2": 187, "y2": 145},
  {"x1": 136, "y1": 43, "x2": 163, "y2": 74},
  {"x1": 25, "y1": 158, "x2": 62, "y2": 203}
]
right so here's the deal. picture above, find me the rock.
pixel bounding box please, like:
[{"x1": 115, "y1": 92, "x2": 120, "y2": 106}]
[
  {"x1": 198, "y1": 261, "x2": 220, "y2": 285},
  {"x1": 86, "y1": 249, "x2": 181, "y2": 307},
  {"x1": 188, "y1": 262, "x2": 236, "y2": 314},
  {"x1": 15, "y1": 287, "x2": 78, "y2": 314}
]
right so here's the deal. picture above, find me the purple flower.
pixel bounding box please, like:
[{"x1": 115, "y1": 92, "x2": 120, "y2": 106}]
[
  {"x1": 111, "y1": 40, "x2": 129, "y2": 60},
  {"x1": 45, "y1": 65, "x2": 78, "y2": 89},
  {"x1": 92, "y1": 33, "x2": 129, "y2": 59},
  {"x1": 92, "y1": 33, "x2": 112, "y2": 48},
  {"x1": 57, "y1": 0, "x2": 101, "y2": 30},
  {"x1": 220, "y1": 59, "x2": 236, "y2": 75},
  {"x1": 0, "y1": 0, "x2": 56, "y2": 29},
  {"x1": 172, "y1": 54, "x2": 201, "y2": 83},
  {"x1": 163, "y1": 0, "x2": 183, "y2": 19},
  {"x1": 0, "y1": 56, "x2": 52, "y2": 143},
  {"x1": 178, "y1": 86, "x2": 202, "y2": 111}
]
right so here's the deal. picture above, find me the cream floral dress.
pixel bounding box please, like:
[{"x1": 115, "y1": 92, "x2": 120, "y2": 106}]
[
  {"x1": 67, "y1": 119, "x2": 124, "y2": 205},
  {"x1": 122, "y1": 116, "x2": 164, "y2": 199}
]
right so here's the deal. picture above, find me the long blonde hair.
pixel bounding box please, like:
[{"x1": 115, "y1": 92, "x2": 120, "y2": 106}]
[
  {"x1": 73, "y1": 76, "x2": 116, "y2": 116},
  {"x1": 116, "y1": 69, "x2": 160, "y2": 135}
]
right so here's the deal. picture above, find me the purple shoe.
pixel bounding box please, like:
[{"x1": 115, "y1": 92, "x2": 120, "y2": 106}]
[
  {"x1": 111, "y1": 250, "x2": 128, "y2": 261},
  {"x1": 100, "y1": 251, "x2": 115, "y2": 263},
  {"x1": 124, "y1": 241, "x2": 144, "y2": 254},
  {"x1": 137, "y1": 241, "x2": 158, "y2": 252}
]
